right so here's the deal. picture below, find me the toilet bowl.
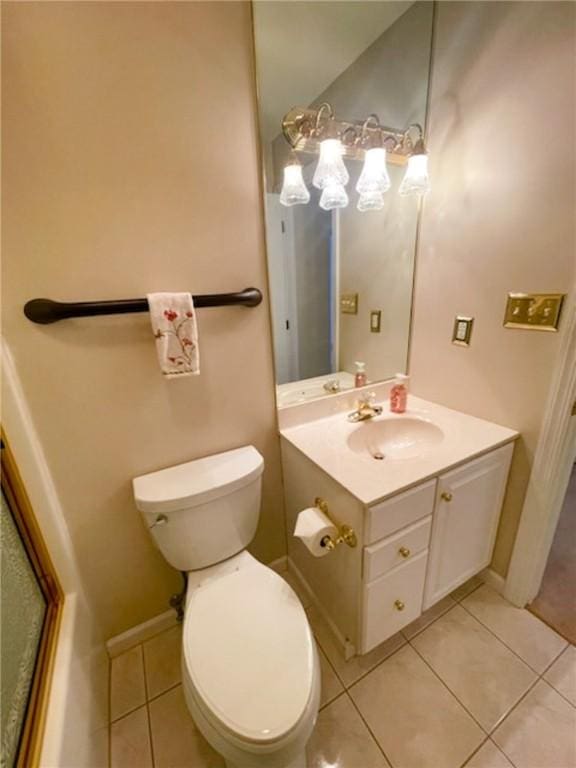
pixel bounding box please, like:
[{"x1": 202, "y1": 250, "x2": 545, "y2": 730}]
[
  {"x1": 182, "y1": 552, "x2": 320, "y2": 768},
  {"x1": 133, "y1": 446, "x2": 320, "y2": 768}
]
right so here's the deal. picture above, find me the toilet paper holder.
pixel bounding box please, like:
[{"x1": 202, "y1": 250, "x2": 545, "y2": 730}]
[{"x1": 314, "y1": 497, "x2": 358, "y2": 551}]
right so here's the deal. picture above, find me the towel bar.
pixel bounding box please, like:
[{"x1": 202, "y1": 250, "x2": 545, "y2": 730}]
[{"x1": 23, "y1": 287, "x2": 262, "y2": 324}]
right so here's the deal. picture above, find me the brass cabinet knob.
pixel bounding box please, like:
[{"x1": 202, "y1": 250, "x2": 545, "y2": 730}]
[
  {"x1": 441, "y1": 491, "x2": 453, "y2": 502},
  {"x1": 398, "y1": 546, "x2": 411, "y2": 558},
  {"x1": 394, "y1": 599, "x2": 405, "y2": 611}
]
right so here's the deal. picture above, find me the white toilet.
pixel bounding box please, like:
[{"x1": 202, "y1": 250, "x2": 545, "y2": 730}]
[{"x1": 133, "y1": 446, "x2": 320, "y2": 768}]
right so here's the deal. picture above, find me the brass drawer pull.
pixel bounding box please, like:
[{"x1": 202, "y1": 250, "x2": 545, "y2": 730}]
[
  {"x1": 394, "y1": 599, "x2": 405, "y2": 611},
  {"x1": 398, "y1": 546, "x2": 411, "y2": 558},
  {"x1": 441, "y1": 491, "x2": 453, "y2": 502}
]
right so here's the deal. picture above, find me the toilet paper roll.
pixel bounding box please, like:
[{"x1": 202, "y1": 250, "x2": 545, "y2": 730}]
[{"x1": 293, "y1": 506, "x2": 338, "y2": 557}]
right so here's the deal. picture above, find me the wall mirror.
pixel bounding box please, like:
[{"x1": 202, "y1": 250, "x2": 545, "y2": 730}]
[{"x1": 252, "y1": 1, "x2": 435, "y2": 407}]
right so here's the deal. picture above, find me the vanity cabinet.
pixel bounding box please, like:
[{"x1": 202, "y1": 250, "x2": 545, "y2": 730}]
[
  {"x1": 360, "y1": 443, "x2": 514, "y2": 653},
  {"x1": 281, "y1": 424, "x2": 516, "y2": 660}
]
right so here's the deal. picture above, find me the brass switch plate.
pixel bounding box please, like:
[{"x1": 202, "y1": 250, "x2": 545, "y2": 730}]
[
  {"x1": 370, "y1": 310, "x2": 382, "y2": 333},
  {"x1": 504, "y1": 293, "x2": 565, "y2": 331},
  {"x1": 340, "y1": 293, "x2": 358, "y2": 315},
  {"x1": 452, "y1": 316, "x2": 474, "y2": 346}
]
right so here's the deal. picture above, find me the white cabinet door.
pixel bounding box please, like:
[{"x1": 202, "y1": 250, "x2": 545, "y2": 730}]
[{"x1": 423, "y1": 443, "x2": 514, "y2": 609}]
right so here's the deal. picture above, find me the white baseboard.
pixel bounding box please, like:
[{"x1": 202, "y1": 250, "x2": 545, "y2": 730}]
[
  {"x1": 106, "y1": 609, "x2": 178, "y2": 657},
  {"x1": 481, "y1": 567, "x2": 506, "y2": 595},
  {"x1": 267, "y1": 555, "x2": 288, "y2": 573}
]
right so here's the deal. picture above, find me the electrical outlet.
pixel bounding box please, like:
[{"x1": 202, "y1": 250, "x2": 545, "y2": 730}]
[{"x1": 370, "y1": 310, "x2": 382, "y2": 333}]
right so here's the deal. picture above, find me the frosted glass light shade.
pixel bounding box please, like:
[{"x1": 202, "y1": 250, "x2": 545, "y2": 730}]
[
  {"x1": 399, "y1": 153, "x2": 430, "y2": 196},
  {"x1": 357, "y1": 190, "x2": 385, "y2": 212},
  {"x1": 279, "y1": 164, "x2": 310, "y2": 206},
  {"x1": 313, "y1": 139, "x2": 349, "y2": 189},
  {"x1": 356, "y1": 148, "x2": 391, "y2": 195},
  {"x1": 319, "y1": 182, "x2": 349, "y2": 211}
]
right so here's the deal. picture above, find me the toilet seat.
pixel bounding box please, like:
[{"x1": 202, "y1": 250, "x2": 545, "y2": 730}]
[{"x1": 182, "y1": 566, "x2": 316, "y2": 746}]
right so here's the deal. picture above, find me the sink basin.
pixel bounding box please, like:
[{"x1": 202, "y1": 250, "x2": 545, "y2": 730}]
[{"x1": 347, "y1": 416, "x2": 445, "y2": 460}]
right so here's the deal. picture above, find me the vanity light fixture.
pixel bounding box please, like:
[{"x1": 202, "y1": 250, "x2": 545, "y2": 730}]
[
  {"x1": 399, "y1": 124, "x2": 430, "y2": 196},
  {"x1": 279, "y1": 153, "x2": 310, "y2": 207},
  {"x1": 280, "y1": 104, "x2": 431, "y2": 210}
]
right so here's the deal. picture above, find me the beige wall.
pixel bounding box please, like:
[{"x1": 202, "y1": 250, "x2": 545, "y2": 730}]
[
  {"x1": 411, "y1": 1, "x2": 575, "y2": 575},
  {"x1": 2, "y1": 1, "x2": 285, "y2": 638}
]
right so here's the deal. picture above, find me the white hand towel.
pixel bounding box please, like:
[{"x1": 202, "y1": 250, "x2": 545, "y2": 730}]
[{"x1": 147, "y1": 292, "x2": 200, "y2": 378}]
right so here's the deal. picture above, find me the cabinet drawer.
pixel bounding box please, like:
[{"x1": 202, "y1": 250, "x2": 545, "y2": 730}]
[
  {"x1": 364, "y1": 516, "x2": 432, "y2": 582},
  {"x1": 361, "y1": 550, "x2": 428, "y2": 654},
  {"x1": 366, "y1": 480, "x2": 436, "y2": 544}
]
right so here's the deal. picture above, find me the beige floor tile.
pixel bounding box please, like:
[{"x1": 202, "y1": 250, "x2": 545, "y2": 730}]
[
  {"x1": 307, "y1": 694, "x2": 391, "y2": 768},
  {"x1": 463, "y1": 585, "x2": 567, "y2": 673},
  {"x1": 493, "y1": 680, "x2": 576, "y2": 768},
  {"x1": 349, "y1": 644, "x2": 484, "y2": 768},
  {"x1": 543, "y1": 644, "x2": 576, "y2": 706},
  {"x1": 282, "y1": 569, "x2": 313, "y2": 609},
  {"x1": 110, "y1": 706, "x2": 152, "y2": 768},
  {"x1": 402, "y1": 595, "x2": 456, "y2": 639},
  {"x1": 143, "y1": 625, "x2": 182, "y2": 700},
  {"x1": 110, "y1": 645, "x2": 146, "y2": 721},
  {"x1": 318, "y1": 647, "x2": 344, "y2": 708},
  {"x1": 451, "y1": 575, "x2": 485, "y2": 602},
  {"x1": 465, "y1": 739, "x2": 514, "y2": 767},
  {"x1": 149, "y1": 685, "x2": 224, "y2": 768},
  {"x1": 307, "y1": 605, "x2": 405, "y2": 688},
  {"x1": 412, "y1": 605, "x2": 536, "y2": 731}
]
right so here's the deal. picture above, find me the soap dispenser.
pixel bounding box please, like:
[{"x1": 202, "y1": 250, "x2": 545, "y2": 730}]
[
  {"x1": 354, "y1": 362, "x2": 367, "y2": 388},
  {"x1": 390, "y1": 373, "x2": 409, "y2": 413}
]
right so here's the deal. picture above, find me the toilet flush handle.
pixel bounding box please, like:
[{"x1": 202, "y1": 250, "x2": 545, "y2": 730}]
[{"x1": 150, "y1": 513, "x2": 168, "y2": 529}]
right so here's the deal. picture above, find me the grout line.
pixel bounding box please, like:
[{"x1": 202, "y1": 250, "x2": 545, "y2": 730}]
[
  {"x1": 140, "y1": 643, "x2": 156, "y2": 767},
  {"x1": 452, "y1": 581, "x2": 484, "y2": 603},
  {"x1": 141, "y1": 642, "x2": 150, "y2": 702},
  {"x1": 344, "y1": 690, "x2": 397, "y2": 768},
  {"x1": 401, "y1": 597, "x2": 458, "y2": 642},
  {"x1": 408, "y1": 639, "x2": 490, "y2": 735},
  {"x1": 331, "y1": 635, "x2": 408, "y2": 692},
  {"x1": 110, "y1": 701, "x2": 149, "y2": 725},
  {"x1": 458, "y1": 735, "x2": 490, "y2": 768},
  {"x1": 146, "y1": 701, "x2": 156, "y2": 768},
  {"x1": 458, "y1": 595, "x2": 567, "y2": 675},
  {"x1": 147, "y1": 681, "x2": 183, "y2": 706}
]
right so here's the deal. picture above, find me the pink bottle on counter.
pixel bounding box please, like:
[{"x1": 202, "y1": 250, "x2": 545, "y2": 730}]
[{"x1": 390, "y1": 373, "x2": 409, "y2": 414}]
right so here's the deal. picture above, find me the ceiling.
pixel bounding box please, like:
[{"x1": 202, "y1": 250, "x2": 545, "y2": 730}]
[{"x1": 253, "y1": 1, "x2": 415, "y2": 142}]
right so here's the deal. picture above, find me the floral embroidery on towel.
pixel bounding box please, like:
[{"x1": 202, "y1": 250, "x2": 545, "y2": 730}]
[{"x1": 152, "y1": 308, "x2": 198, "y2": 375}]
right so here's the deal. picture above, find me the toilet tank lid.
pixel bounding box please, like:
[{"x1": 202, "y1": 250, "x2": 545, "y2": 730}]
[{"x1": 132, "y1": 446, "x2": 264, "y2": 514}]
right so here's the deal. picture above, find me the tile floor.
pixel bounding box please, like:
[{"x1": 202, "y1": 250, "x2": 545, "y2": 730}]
[{"x1": 110, "y1": 575, "x2": 576, "y2": 768}]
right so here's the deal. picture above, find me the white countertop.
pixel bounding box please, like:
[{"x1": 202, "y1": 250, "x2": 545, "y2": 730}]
[{"x1": 280, "y1": 395, "x2": 519, "y2": 506}]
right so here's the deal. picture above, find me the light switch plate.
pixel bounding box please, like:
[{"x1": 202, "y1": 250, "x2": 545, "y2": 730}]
[
  {"x1": 452, "y1": 316, "x2": 474, "y2": 346},
  {"x1": 340, "y1": 293, "x2": 358, "y2": 315},
  {"x1": 370, "y1": 310, "x2": 382, "y2": 333},
  {"x1": 504, "y1": 293, "x2": 565, "y2": 331}
]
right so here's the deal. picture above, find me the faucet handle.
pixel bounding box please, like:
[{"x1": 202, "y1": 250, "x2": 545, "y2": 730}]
[{"x1": 358, "y1": 391, "x2": 376, "y2": 406}]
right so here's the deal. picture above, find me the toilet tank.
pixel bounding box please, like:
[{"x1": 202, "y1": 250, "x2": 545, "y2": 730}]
[{"x1": 133, "y1": 446, "x2": 264, "y2": 571}]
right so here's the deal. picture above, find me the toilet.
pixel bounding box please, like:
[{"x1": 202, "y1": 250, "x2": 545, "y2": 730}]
[{"x1": 133, "y1": 446, "x2": 320, "y2": 768}]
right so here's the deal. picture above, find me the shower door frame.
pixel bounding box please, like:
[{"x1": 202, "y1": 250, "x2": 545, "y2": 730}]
[{"x1": 1, "y1": 431, "x2": 64, "y2": 768}]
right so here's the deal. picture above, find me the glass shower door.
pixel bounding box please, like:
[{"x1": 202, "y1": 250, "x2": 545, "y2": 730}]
[{"x1": 0, "y1": 437, "x2": 62, "y2": 768}]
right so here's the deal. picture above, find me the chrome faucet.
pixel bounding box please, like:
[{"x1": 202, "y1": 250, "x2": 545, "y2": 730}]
[{"x1": 347, "y1": 393, "x2": 383, "y2": 422}]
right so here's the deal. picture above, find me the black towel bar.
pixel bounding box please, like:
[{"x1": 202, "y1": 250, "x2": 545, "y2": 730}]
[{"x1": 24, "y1": 287, "x2": 263, "y2": 324}]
